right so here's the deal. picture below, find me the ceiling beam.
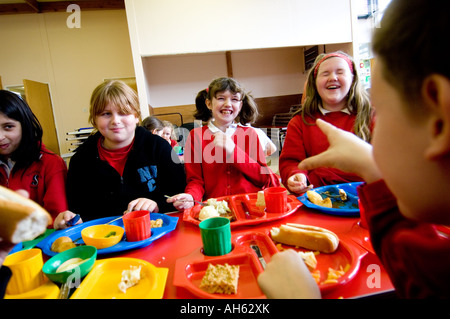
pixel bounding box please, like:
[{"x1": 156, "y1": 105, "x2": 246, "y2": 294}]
[
  {"x1": 0, "y1": 0, "x2": 125, "y2": 15},
  {"x1": 24, "y1": 0, "x2": 40, "y2": 13}
]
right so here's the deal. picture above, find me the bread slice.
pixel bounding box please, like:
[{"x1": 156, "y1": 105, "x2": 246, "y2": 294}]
[
  {"x1": 0, "y1": 186, "x2": 52, "y2": 244},
  {"x1": 199, "y1": 263, "x2": 240, "y2": 294}
]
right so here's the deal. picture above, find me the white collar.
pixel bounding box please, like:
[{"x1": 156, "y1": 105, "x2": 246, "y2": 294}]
[
  {"x1": 207, "y1": 121, "x2": 241, "y2": 136},
  {"x1": 319, "y1": 104, "x2": 352, "y2": 115},
  {"x1": 0, "y1": 158, "x2": 15, "y2": 177}
]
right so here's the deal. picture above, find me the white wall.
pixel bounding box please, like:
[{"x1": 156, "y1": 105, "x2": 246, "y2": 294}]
[
  {"x1": 126, "y1": 0, "x2": 352, "y2": 56},
  {"x1": 125, "y1": 0, "x2": 354, "y2": 117},
  {"x1": 0, "y1": 10, "x2": 135, "y2": 154},
  {"x1": 143, "y1": 47, "x2": 308, "y2": 108}
]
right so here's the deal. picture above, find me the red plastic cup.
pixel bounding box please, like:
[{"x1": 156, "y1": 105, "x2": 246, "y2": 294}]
[
  {"x1": 263, "y1": 187, "x2": 288, "y2": 214},
  {"x1": 358, "y1": 199, "x2": 368, "y2": 229},
  {"x1": 122, "y1": 210, "x2": 151, "y2": 242}
]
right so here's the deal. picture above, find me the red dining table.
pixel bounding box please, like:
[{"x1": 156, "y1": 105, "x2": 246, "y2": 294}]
[{"x1": 118, "y1": 202, "x2": 395, "y2": 300}]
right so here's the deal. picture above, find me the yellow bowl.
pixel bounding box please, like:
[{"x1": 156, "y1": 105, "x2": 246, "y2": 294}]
[{"x1": 81, "y1": 224, "x2": 124, "y2": 249}]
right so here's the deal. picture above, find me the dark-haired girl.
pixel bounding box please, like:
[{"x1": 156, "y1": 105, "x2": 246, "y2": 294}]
[
  {"x1": 167, "y1": 77, "x2": 279, "y2": 210},
  {"x1": 0, "y1": 90, "x2": 69, "y2": 224}
]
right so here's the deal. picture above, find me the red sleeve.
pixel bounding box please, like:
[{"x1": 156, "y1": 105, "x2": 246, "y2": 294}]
[
  {"x1": 184, "y1": 127, "x2": 206, "y2": 201},
  {"x1": 279, "y1": 115, "x2": 308, "y2": 187},
  {"x1": 231, "y1": 127, "x2": 280, "y2": 188},
  {"x1": 358, "y1": 180, "x2": 450, "y2": 298},
  {"x1": 41, "y1": 154, "x2": 69, "y2": 221}
]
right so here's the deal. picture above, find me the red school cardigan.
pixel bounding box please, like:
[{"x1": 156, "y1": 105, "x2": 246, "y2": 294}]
[
  {"x1": 184, "y1": 126, "x2": 280, "y2": 201},
  {"x1": 0, "y1": 146, "x2": 68, "y2": 222},
  {"x1": 279, "y1": 112, "x2": 365, "y2": 192}
]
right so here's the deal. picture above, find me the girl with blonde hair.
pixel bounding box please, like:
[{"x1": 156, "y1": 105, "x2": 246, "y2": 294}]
[{"x1": 279, "y1": 51, "x2": 373, "y2": 194}]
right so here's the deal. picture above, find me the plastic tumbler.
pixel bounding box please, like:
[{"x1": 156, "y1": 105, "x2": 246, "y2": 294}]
[
  {"x1": 123, "y1": 210, "x2": 152, "y2": 242},
  {"x1": 358, "y1": 199, "x2": 368, "y2": 229},
  {"x1": 199, "y1": 217, "x2": 232, "y2": 256},
  {"x1": 3, "y1": 248, "x2": 45, "y2": 295},
  {"x1": 264, "y1": 187, "x2": 288, "y2": 213}
]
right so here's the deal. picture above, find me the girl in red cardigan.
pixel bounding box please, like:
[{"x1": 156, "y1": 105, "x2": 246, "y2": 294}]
[
  {"x1": 0, "y1": 90, "x2": 69, "y2": 223},
  {"x1": 279, "y1": 51, "x2": 373, "y2": 194},
  {"x1": 167, "y1": 77, "x2": 280, "y2": 210}
]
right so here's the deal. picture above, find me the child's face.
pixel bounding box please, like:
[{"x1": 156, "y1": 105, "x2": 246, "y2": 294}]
[
  {"x1": 206, "y1": 90, "x2": 242, "y2": 130},
  {"x1": 0, "y1": 113, "x2": 22, "y2": 158},
  {"x1": 152, "y1": 128, "x2": 163, "y2": 137},
  {"x1": 162, "y1": 127, "x2": 172, "y2": 143},
  {"x1": 315, "y1": 57, "x2": 354, "y2": 111},
  {"x1": 95, "y1": 103, "x2": 139, "y2": 150},
  {"x1": 371, "y1": 61, "x2": 446, "y2": 223}
]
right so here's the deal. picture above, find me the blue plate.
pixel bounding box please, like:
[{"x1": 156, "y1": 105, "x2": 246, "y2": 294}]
[
  {"x1": 297, "y1": 182, "x2": 363, "y2": 217},
  {"x1": 37, "y1": 213, "x2": 178, "y2": 257}
]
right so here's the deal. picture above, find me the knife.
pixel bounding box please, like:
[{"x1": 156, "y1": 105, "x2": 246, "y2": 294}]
[
  {"x1": 241, "y1": 201, "x2": 251, "y2": 219},
  {"x1": 250, "y1": 244, "x2": 266, "y2": 269}
]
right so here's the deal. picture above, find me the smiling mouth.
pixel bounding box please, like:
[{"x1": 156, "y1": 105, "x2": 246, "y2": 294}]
[
  {"x1": 220, "y1": 109, "x2": 233, "y2": 115},
  {"x1": 327, "y1": 85, "x2": 341, "y2": 90},
  {"x1": 0, "y1": 144, "x2": 9, "y2": 149}
]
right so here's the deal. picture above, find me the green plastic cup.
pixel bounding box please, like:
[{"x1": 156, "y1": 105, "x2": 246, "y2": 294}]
[{"x1": 199, "y1": 217, "x2": 232, "y2": 256}]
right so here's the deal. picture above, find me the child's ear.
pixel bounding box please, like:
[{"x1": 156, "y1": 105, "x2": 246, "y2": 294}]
[
  {"x1": 424, "y1": 74, "x2": 450, "y2": 160},
  {"x1": 205, "y1": 99, "x2": 212, "y2": 110}
]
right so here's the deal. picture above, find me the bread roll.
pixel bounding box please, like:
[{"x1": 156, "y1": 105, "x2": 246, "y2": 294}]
[
  {"x1": 306, "y1": 190, "x2": 332, "y2": 208},
  {"x1": 270, "y1": 223, "x2": 339, "y2": 253},
  {"x1": 0, "y1": 185, "x2": 52, "y2": 244},
  {"x1": 51, "y1": 236, "x2": 75, "y2": 253}
]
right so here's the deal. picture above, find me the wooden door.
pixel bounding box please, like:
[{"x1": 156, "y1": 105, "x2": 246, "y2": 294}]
[{"x1": 23, "y1": 79, "x2": 60, "y2": 155}]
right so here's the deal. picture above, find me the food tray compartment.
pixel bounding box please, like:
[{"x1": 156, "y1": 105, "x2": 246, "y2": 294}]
[
  {"x1": 70, "y1": 258, "x2": 168, "y2": 299},
  {"x1": 183, "y1": 192, "x2": 302, "y2": 228},
  {"x1": 173, "y1": 231, "x2": 274, "y2": 299}
]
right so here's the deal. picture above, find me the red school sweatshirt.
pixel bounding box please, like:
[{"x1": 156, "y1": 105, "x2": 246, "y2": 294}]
[
  {"x1": 279, "y1": 112, "x2": 364, "y2": 192},
  {"x1": 184, "y1": 125, "x2": 280, "y2": 201}
]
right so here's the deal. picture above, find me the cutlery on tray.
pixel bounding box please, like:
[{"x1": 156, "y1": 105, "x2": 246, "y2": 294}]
[
  {"x1": 58, "y1": 282, "x2": 70, "y2": 299},
  {"x1": 164, "y1": 195, "x2": 207, "y2": 206},
  {"x1": 250, "y1": 244, "x2": 266, "y2": 269}
]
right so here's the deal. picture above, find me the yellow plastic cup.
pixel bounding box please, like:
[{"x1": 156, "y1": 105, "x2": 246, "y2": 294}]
[{"x1": 3, "y1": 248, "x2": 45, "y2": 295}]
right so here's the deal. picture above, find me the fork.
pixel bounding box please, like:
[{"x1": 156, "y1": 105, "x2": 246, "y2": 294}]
[{"x1": 164, "y1": 195, "x2": 207, "y2": 206}]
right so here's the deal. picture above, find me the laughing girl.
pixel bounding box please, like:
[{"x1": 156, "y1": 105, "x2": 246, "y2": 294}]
[
  {"x1": 168, "y1": 77, "x2": 279, "y2": 210},
  {"x1": 279, "y1": 51, "x2": 373, "y2": 194}
]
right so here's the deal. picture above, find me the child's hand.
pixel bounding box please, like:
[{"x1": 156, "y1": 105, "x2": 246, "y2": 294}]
[
  {"x1": 213, "y1": 131, "x2": 235, "y2": 157},
  {"x1": 0, "y1": 241, "x2": 15, "y2": 265},
  {"x1": 166, "y1": 193, "x2": 194, "y2": 210},
  {"x1": 287, "y1": 173, "x2": 312, "y2": 194},
  {"x1": 257, "y1": 249, "x2": 321, "y2": 299},
  {"x1": 127, "y1": 198, "x2": 159, "y2": 213},
  {"x1": 53, "y1": 211, "x2": 83, "y2": 230},
  {"x1": 298, "y1": 119, "x2": 382, "y2": 183}
]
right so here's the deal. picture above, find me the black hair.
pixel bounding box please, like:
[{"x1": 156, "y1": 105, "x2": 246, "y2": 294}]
[
  {"x1": 0, "y1": 90, "x2": 44, "y2": 169},
  {"x1": 193, "y1": 89, "x2": 210, "y2": 122}
]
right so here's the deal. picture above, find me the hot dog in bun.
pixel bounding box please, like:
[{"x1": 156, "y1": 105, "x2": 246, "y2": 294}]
[
  {"x1": 270, "y1": 223, "x2": 339, "y2": 253},
  {"x1": 0, "y1": 185, "x2": 52, "y2": 244}
]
